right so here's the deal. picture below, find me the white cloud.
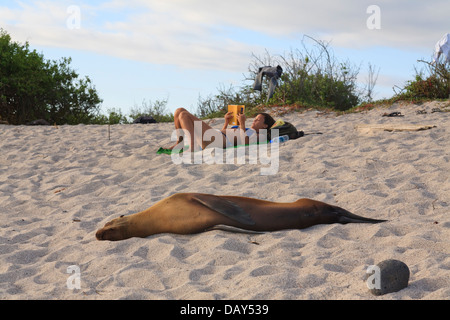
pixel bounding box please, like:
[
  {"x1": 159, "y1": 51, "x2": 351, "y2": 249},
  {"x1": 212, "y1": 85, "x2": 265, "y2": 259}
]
[
  {"x1": 1, "y1": 0, "x2": 257, "y2": 71},
  {"x1": 1, "y1": 0, "x2": 448, "y2": 72}
]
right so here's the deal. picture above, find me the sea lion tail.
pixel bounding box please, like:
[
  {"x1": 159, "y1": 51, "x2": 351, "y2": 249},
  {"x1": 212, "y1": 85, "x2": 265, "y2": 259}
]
[{"x1": 334, "y1": 206, "x2": 387, "y2": 224}]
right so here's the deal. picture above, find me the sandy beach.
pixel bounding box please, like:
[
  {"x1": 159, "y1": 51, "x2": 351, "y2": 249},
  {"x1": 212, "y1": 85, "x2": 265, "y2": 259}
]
[{"x1": 1, "y1": 100, "x2": 449, "y2": 300}]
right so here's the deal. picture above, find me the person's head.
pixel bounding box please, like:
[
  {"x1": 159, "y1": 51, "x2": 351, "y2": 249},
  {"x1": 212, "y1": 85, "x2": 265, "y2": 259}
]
[{"x1": 250, "y1": 113, "x2": 275, "y2": 132}]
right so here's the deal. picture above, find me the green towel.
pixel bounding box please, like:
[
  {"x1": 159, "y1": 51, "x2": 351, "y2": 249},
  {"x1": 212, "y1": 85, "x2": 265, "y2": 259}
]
[
  {"x1": 156, "y1": 146, "x2": 189, "y2": 154},
  {"x1": 156, "y1": 141, "x2": 270, "y2": 155}
]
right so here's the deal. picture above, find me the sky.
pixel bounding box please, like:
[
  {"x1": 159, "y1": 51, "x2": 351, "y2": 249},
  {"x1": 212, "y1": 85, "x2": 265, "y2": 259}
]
[{"x1": 1, "y1": 0, "x2": 449, "y2": 116}]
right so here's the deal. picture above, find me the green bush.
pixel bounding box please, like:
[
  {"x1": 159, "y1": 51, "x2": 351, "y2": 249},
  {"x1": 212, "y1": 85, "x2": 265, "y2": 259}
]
[
  {"x1": 404, "y1": 75, "x2": 447, "y2": 99},
  {"x1": 0, "y1": 29, "x2": 102, "y2": 125},
  {"x1": 274, "y1": 70, "x2": 360, "y2": 111},
  {"x1": 89, "y1": 108, "x2": 129, "y2": 124},
  {"x1": 196, "y1": 37, "x2": 373, "y2": 118},
  {"x1": 129, "y1": 98, "x2": 174, "y2": 123},
  {"x1": 397, "y1": 60, "x2": 449, "y2": 100}
]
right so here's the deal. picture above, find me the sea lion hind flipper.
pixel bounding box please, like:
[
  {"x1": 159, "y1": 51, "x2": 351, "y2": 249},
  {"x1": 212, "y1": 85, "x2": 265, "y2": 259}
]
[
  {"x1": 192, "y1": 194, "x2": 256, "y2": 226},
  {"x1": 334, "y1": 207, "x2": 387, "y2": 224}
]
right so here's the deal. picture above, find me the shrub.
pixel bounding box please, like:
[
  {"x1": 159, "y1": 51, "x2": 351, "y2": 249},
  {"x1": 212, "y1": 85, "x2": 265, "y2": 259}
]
[
  {"x1": 0, "y1": 29, "x2": 102, "y2": 125},
  {"x1": 397, "y1": 60, "x2": 449, "y2": 100},
  {"x1": 196, "y1": 36, "x2": 377, "y2": 118},
  {"x1": 89, "y1": 108, "x2": 129, "y2": 124},
  {"x1": 129, "y1": 98, "x2": 174, "y2": 123}
]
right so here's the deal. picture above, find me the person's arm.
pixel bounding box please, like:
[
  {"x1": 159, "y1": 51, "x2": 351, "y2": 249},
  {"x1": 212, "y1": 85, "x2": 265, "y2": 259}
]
[
  {"x1": 222, "y1": 111, "x2": 233, "y2": 131},
  {"x1": 237, "y1": 113, "x2": 249, "y2": 145}
]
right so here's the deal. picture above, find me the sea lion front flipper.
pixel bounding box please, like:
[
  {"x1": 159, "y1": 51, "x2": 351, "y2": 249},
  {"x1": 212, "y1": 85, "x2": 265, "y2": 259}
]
[
  {"x1": 192, "y1": 194, "x2": 255, "y2": 226},
  {"x1": 206, "y1": 225, "x2": 265, "y2": 234}
]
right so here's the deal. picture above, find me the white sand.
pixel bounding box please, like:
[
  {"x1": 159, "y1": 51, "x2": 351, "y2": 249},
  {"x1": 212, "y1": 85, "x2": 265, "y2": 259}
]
[{"x1": 1, "y1": 101, "x2": 449, "y2": 300}]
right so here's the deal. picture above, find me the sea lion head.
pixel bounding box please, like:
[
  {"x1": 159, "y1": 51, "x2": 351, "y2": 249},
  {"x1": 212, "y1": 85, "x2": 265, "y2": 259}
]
[{"x1": 95, "y1": 216, "x2": 130, "y2": 241}]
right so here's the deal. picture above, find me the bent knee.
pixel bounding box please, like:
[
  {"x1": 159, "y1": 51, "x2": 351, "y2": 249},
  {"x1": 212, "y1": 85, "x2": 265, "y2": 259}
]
[{"x1": 174, "y1": 107, "x2": 189, "y2": 117}]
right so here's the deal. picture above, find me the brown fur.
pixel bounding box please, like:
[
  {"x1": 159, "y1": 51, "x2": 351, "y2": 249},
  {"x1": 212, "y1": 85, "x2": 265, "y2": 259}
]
[{"x1": 96, "y1": 193, "x2": 385, "y2": 241}]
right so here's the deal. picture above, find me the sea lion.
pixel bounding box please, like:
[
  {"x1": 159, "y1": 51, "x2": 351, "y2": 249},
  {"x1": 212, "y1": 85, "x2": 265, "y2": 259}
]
[{"x1": 95, "y1": 193, "x2": 386, "y2": 241}]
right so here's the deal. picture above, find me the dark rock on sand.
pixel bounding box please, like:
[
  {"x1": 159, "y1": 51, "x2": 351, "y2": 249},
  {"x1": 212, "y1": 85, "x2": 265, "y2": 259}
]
[{"x1": 367, "y1": 259, "x2": 410, "y2": 296}]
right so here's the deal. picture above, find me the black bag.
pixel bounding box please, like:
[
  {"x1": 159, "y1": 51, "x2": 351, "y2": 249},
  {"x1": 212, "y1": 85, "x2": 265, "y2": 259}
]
[
  {"x1": 133, "y1": 116, "x2": 157, "y2": 124},
  {"x1": 269, "y1": 121, "x2": 304, "y2": 140}
]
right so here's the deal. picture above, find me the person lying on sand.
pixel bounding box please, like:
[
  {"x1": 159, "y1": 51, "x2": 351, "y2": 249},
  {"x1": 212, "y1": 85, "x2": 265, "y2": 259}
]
[{"x1": 168, "y1": 108, "x2": 275, "y2": 151}]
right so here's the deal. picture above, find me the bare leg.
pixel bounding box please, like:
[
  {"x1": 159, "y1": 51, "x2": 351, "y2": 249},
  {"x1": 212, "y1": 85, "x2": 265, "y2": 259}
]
[
  {"x1": 173, "y1": 107, "x2": 187, "y2": 130},
  {"x1": 169, "y1": 108, "x2": 226, "y2": 151},
  {"x1": 167, "y1": 108, "x2": 187, "y2": 149}
]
